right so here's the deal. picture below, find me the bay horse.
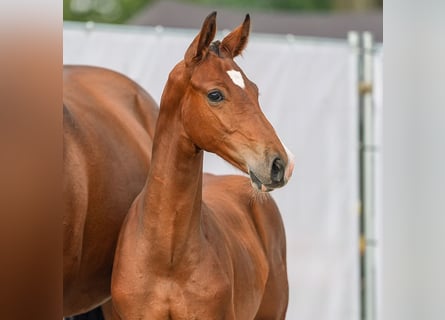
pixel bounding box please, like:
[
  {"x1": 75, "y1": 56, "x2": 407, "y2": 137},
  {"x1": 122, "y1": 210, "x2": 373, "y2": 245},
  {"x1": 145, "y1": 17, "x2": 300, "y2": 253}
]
[
  {"x1": 111, "y1": 12, "x2": 294, "y2": 319},
  {"x1": 63, "y1": 65, "x2": 158, "y2": 316}
]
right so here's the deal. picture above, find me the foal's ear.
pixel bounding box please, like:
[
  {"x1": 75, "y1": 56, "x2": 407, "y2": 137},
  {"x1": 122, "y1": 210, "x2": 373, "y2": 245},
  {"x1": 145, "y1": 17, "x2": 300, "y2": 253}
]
[
  {"x1": 221, "y1": 14, "x2": 250, "y2": 58},
  {"x1": 185, "y1": 11, "x2": 217, "y2": 66}
]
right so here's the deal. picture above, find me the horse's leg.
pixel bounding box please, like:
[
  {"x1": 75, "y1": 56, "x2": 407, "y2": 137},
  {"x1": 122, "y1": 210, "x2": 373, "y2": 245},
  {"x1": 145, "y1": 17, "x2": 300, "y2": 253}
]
[
  {"x1": 251, "y1": 200, "x2": 289, "y2": 320},
  {"x1": 253, "y1": 256, "x2": 288, "y2": 320},
  {"x1": 64, "y1": 306, "x2": 105, "y2": 320},
  {"x1": 64, "y1": 299, "x2": 117, "y2": 320},
  {"x1": 100, "y1": 299, "x2": 114, "y2": 320},
  {"x1": 105, "y1": 300, "x2": 123, "y2": 320}
]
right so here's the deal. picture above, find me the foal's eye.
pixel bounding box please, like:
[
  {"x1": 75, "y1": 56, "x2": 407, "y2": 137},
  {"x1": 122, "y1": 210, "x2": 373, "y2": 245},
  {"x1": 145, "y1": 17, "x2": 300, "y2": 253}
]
[{"x1": 207, "y1": 90, "x2": 224, "y2": 103}]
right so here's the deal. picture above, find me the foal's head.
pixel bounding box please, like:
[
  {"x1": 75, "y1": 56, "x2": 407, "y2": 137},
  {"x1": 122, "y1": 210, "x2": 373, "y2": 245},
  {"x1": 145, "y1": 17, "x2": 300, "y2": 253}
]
[{"x1": 167, "y1": 12, "x2": 294, "y2": 192}]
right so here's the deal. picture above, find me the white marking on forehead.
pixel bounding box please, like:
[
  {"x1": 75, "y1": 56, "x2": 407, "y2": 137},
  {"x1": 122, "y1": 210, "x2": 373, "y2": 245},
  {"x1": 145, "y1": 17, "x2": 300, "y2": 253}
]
[{"x1": 226, "y1": 69, "x2": 245, "y2": 89}]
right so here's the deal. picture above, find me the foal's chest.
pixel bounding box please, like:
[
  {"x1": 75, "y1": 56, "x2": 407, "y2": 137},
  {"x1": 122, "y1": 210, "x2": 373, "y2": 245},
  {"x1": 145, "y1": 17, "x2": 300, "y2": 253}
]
[{"x1": 144, "y1": 253, "x2": 233, "y2": 319}]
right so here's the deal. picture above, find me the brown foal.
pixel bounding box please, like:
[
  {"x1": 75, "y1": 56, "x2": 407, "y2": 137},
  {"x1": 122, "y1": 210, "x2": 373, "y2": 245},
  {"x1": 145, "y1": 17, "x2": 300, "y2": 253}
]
[
  {"x1": 111, "y1": 12, "x2": 294, "y2": 320},
  {"x1": 63, "y1": 66, "x2": 158, "y2": 316}
]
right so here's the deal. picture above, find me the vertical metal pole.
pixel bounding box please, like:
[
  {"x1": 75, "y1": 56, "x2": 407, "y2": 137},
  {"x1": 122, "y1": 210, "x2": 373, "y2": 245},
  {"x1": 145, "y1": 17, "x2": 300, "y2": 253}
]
[
  {"x1": 348, "y1": 31, "x2": 365, "y2": 320},
  {"x1": 351, "y1": 30, "x2": 377, "y2": 320},
  {"x1": 358, "y1": 31, "x2": 377, "y2": 320},
  {"x1": 363, "y1": 31, "x2": 377, "y2": 320}
]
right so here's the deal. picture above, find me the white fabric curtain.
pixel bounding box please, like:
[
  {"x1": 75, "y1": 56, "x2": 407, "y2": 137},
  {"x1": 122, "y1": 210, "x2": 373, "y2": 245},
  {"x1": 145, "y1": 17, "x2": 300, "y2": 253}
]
[{"x1": 64, "y1": 23, "x2": 362, "y2": 320}]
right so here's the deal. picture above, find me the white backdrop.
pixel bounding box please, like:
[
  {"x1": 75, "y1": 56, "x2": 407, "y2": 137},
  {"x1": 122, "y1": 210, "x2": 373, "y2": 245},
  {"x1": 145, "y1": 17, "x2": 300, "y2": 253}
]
[{"x1": 64, "y1": 22, "x2": 362, "y2": 320}]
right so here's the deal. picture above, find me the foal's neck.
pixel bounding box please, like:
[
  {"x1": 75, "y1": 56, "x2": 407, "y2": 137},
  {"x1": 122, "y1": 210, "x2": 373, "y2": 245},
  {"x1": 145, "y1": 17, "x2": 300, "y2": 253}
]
[{"x1": 140, "y1": 76, "x2": 204, "y2": 267}]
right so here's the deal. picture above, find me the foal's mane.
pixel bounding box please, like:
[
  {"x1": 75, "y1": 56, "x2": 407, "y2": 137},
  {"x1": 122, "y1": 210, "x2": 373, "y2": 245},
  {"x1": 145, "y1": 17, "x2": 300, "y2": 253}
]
[{"x1": 208, "y1": 40, "x2": 222, "y2": 57}]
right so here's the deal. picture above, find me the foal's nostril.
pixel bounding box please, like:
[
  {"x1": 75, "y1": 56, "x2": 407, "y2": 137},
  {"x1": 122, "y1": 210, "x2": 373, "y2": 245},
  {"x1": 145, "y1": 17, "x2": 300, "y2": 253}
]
[{"x1": 271, "y1": 157, "x2": 285, "y2": 184}]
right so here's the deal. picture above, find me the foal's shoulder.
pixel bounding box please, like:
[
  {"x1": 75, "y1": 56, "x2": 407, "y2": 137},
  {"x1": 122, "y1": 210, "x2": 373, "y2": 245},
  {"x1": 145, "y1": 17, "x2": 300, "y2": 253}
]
[
  {"x1": 202, "y1": 174, "x2": 284, "y2": 248},
  {"x1": 202, "y1": 174, "x2": 276, "y2": 207},
  {"x1": 203, "y1": 174, "x2": 252, "y2": 195}
]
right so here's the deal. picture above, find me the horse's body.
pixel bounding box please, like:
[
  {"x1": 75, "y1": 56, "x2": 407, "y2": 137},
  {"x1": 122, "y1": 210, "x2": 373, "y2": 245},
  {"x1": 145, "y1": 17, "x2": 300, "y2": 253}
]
[
  {"x1": 111, "y1": 13, "x2": 294, "y2": 319},
  {"x1": 202, "y1": 174, "x2": 289, "y2": 318},
  {"x1": 63, "y1": 65, "x2": 158, "y2": 316}
]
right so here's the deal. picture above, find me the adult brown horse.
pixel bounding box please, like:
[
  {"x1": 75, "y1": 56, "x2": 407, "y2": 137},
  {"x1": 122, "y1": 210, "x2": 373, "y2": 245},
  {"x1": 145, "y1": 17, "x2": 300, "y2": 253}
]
[
  {"x1": 63, "y1": 65, "x2": 158, "y2": 316},
  {"x1": 111, "y1": 12, "x2": 294, "y2": 319}
]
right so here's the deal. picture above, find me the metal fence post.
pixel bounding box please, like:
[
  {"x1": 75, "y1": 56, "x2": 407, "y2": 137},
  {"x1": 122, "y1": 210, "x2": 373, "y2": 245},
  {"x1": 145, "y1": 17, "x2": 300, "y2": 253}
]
[
  {"x1": 358, "y1": 31, "x2": 377, "y2": 320},
  {"x1": 350, "y1": 30, "x2": 377, "y2": 320}
]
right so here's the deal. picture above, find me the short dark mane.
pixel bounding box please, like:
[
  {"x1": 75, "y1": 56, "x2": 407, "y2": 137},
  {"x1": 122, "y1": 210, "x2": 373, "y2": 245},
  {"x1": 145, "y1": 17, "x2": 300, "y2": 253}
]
[{"x1": 209, "y1": 40, "x2": 222, "y2": 57}]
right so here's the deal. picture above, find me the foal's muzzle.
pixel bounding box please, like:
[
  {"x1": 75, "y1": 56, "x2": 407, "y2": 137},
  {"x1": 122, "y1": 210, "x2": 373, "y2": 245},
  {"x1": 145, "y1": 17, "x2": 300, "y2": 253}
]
[{"x1": 248, "y1": 156, "x2": 287, "y2": 192}]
